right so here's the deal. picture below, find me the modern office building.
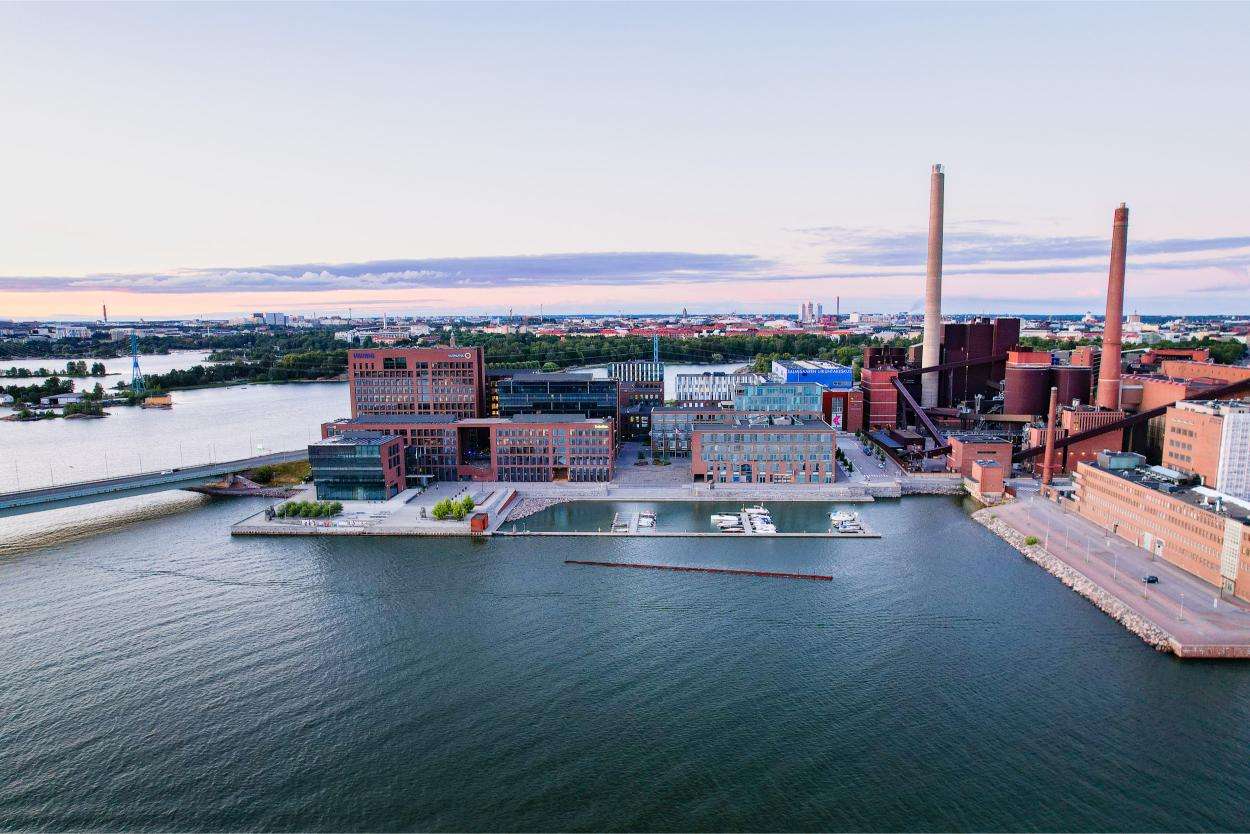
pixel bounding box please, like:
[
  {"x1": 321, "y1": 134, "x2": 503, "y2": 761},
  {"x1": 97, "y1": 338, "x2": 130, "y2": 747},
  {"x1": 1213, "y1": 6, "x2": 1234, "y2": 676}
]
[
  {"x1": 620, "y1": 401, "x2": 654, "y2": 442},
  {"x1": 771, "y1": 359, "x2": 853, "y2": 390},
  {"x1": 1074, "y1": 452, "x2": 1250, "y2": 600},
  {"x1": 608, "y1": 360, "x2": 664, "y2": 385},
  {"x1": 731, "y1": 381, "x2": 823, "y2": 415},
  {"x1": 309, "y1": 432, "x2": 406, "y2": 501},
  {"x1": 322, "y1": 414, "x2": 614, "y2": 483},
  {"x1": 495, "y1": 372, "x2": 618, "y2": 423},
  {"x1": 673, "y1": 371, "x2": 764, "y2": 404},
  {"x1": 323, "y1": 415, "x2": 460, "y2": 483},
  {"x1": 1163, "y1": 401, "x2": 1250, "y2": 500},
  {"x1": 348, "y1": 346, "x2": 486, "y2": 419},
  {"x1": 690, "y1": 415, "x2": 837, "y2": 484},
  {"x1": 650, "y1": 404, "x2": 736, "y2": 457}
]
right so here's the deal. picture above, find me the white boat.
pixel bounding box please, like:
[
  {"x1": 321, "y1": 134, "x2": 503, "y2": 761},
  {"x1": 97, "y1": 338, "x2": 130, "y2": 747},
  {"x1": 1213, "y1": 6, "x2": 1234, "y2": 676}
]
[
  {"x1": 829, "y1": 510, "x2": 859, "y2": 523},
  {"x1": 743, "y1": 505, "x2": 770, "y2": 515},
  {"x1": 710, "y1": 513, "x2": 740, "y2": 525},
  {"x1": 638, "y1": 511, "x2": 656, "y2": 528},
  {"x1": 718, "y1": 525, "x2": 745, "y2": 534},
  {"x1": 835, "y1": 519, "x2": 864, "y2": 533}
]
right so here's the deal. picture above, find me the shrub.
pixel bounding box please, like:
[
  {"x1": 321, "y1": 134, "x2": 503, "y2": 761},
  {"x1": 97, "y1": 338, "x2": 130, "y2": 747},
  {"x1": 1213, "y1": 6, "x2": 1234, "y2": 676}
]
[
  {"x1": 1024, "y1": 535, "x2": 1039, "y2": 546},
  {"x1": 252, "y1": 465, "x2": 275, "y2": 484}
]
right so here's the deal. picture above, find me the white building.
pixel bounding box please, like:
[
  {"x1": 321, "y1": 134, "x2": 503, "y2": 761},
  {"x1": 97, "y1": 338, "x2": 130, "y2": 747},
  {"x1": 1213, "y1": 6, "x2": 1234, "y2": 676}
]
[{"x1": 673, "y1": 371, "x2": 765, "y2": 403}]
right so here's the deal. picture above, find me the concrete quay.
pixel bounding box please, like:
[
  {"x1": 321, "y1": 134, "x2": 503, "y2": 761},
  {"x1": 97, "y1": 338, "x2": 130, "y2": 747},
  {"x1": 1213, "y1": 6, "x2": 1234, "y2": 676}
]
[{"x1": 978, "y1": 498, "x2": 1250, "y2": 659}]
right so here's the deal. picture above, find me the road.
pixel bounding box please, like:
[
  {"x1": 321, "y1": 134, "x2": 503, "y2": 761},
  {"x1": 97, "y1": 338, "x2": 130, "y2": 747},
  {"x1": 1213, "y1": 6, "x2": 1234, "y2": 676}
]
[
  {"x1": 0, "y1": 450, "x2": 308, "y2": 512},
  {"x1": 994, "y1": 495, "x2": 1250, "y2": 654}
]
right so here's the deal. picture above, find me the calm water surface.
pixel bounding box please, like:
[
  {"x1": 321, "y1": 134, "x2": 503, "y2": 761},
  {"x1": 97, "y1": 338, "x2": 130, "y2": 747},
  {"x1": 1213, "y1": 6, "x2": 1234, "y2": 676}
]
[
  {"x1": 2, "y1": 495, "x2": 1249, "y2": 831},
  {"x1": 0, "y1": 383, "x2": 346, "y2": 490},
  {"x1": 1, "y1": 351, "x2": 211, "y2": 387}
]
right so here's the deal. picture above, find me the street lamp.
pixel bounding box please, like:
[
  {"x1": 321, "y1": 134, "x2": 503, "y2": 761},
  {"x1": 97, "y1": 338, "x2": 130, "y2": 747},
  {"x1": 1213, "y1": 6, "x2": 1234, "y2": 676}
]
[{"x1": 1179, "y1": 593, "x2": 1186, "y2": 622}]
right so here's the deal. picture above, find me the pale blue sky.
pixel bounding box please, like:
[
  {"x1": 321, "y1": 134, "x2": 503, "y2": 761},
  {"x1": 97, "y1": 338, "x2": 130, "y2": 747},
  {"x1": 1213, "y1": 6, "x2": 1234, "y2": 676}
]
[{"x1": 2, "y1": 2, "x2": 1248, "y2": 317}]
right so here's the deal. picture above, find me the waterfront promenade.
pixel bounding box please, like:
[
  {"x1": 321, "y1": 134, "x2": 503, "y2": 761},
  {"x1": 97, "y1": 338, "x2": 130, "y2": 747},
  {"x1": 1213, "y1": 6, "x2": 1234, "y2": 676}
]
[{"x1": 988, "y1": 496, "x2": 1250, "y2": 658}]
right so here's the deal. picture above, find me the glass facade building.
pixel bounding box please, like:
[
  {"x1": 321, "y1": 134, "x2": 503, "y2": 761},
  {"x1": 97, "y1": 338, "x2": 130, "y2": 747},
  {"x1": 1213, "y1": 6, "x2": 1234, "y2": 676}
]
[
  {"x1": 496, "y1": 373, "x2": 619, "y2": 422},
  {"x1": 732, "y1": 382, "x2": 823, "y2": 415},
  {"x1": 309, "y1": 432, "x2": 405, "y2": 501}
]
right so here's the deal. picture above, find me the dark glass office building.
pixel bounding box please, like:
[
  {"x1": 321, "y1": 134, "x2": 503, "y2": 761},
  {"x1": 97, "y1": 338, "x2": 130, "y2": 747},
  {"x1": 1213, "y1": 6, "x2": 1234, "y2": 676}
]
[
  {"x1": 495, "y1": 373, "x2": 619, "y2": 422},
  {"x1": 309, "y1": 431, "x2": 405, "y2": 501}
]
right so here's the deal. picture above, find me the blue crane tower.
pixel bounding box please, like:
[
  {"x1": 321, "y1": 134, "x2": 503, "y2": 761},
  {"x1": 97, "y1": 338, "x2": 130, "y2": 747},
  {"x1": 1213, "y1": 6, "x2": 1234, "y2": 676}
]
[{"x1": 130, "y1": 329, "x2": 145, "y2": 393}]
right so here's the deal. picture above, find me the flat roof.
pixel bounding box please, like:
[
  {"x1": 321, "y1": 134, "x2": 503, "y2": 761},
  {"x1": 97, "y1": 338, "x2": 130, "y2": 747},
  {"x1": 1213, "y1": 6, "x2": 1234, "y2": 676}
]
[
  {"x1": 1089, "y1": 462, "x2": 1250, "y2": 526},
  {"x1": 313, "y1": 431, "x2": 397, "y2": 446},
  {"x1": 508, "y1": 372, "x2": 599, "y2": 382},
  {"x1": 773, "y1": 359, "x2": 852, "y2": 370}
]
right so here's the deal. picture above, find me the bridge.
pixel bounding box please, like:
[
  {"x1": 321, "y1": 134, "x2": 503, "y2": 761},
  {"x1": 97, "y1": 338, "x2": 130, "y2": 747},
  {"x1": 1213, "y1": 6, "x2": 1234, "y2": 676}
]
[{"x1": 0, "y1": 450, "x2": 308, "y2": 512}]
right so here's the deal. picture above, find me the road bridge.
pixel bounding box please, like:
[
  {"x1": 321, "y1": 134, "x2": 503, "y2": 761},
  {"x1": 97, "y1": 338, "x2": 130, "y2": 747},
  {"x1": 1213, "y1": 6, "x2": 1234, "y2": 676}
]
[{"x1": 0, "y1": 450, "x2": 308, "y2": 512}]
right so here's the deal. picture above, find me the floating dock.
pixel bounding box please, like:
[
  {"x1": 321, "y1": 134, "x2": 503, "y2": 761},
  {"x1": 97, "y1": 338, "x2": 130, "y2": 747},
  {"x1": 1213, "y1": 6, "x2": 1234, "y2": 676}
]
[{"x1": 565, "y1": 560, "x2": 832, "y2": 581}]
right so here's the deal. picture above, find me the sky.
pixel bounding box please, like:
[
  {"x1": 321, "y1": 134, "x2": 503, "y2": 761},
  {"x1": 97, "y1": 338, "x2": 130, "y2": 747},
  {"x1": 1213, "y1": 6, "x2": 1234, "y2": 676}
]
[{"x1": 2, "y1": 1, "x2": 1248, "y2": 320}]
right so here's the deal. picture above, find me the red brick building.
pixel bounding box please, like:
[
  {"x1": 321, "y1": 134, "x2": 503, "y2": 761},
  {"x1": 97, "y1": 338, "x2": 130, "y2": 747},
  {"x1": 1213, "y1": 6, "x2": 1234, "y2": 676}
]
[
  {"x1": 1025, "y1": 405, "x2": 1126, "y2": 478},
  {"x1": 945, "y1": 434, "x2": 1012, "y2": 479},
  {"x1": 822, "y1": 387, "x2": 863, "y2": 432},
  {"x1": 348, "y1": 346, "x2": 486, "y2": 419},
  {"x1": 323, "y1": 414, "x2": 614, "y2": 483},
  {"x1": 860, "y1": 367, "x2": 900, "y2": 429},
  {"x1": 1074, "y1": 454, "x2": 1250, "y2": 600}
]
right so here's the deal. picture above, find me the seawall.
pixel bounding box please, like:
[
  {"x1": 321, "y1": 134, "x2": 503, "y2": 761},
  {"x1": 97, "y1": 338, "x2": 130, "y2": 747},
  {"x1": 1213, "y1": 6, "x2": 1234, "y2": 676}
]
[{"x1": 972, "y1": 507, "x2": 1179, "y2": 655}]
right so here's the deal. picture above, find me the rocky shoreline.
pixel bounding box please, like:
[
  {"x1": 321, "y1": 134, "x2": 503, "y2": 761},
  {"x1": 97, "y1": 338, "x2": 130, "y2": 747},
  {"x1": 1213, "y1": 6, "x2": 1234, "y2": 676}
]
[
  {"x1": 505, "y1": 496, "x2": 571, "y2": 522},
  {"x1": 972, "y1": 507, "x2": 1179, "y2": 655}
]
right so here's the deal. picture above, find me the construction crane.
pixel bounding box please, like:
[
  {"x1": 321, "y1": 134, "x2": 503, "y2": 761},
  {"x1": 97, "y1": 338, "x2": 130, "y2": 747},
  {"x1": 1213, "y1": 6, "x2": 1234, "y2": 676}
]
[{"x1": 130, "y1": 329, "x2": 144, "y2": 393}]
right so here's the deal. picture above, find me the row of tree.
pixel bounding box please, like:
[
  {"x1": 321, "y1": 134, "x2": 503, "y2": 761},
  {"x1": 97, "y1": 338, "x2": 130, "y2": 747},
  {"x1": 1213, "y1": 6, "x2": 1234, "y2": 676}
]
[{"x1": 2, "y1": 360, "x2": 107, "y2": 378}]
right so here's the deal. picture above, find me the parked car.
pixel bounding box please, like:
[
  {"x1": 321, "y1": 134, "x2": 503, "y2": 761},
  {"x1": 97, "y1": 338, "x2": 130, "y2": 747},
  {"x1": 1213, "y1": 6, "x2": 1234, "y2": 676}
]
[{"x1": 1143, "y1": 575, "x2": 1159, "y2": 584}]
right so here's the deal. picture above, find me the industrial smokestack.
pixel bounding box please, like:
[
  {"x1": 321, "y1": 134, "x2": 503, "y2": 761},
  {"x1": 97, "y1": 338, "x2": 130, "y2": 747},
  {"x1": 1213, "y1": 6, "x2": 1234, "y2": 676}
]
[
  {"x1": 921, "y1": 164, "x2": 945, "y2": 408},
  {"x1": 1095, "y1": 203, "x2": 1129, "y2": 410},
  {"x1": 1041, "y1": 385, "x2": 1059, "y2": 487}
]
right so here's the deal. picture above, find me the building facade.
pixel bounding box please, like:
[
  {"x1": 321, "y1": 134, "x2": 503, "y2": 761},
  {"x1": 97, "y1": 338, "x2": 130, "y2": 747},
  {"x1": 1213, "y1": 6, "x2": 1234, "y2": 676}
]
[
  {"x1": 731, "y1": 381, "x2": 823, "y2": 415},
  {"x1": 495, "y1": 373, "x2": 618, "y2": 423},
  {"x1": 771, "y1": 359, "x2": 854, "y2": 390},
  {"x1": 309, "y1": 432, "x2": 406, "y2": 501},
  {"x1": 1163, "y1": 401, "x2": 1250, "y2": 500},
  {"x1": 859, "y1": 367, "x2": 900, "y2": 429},
  {"x1": 323, "y1": 414, "x2": 614, "y2": 483},
  {"x1": 608, "y1": 360, "x2": 664, "y2": 385},
  {"x1": 690, "y1": 415, "x2": 837, "y2": 484},
  {"x1": 650, "y1": 405, "x2": 735, "y2": 457},
  {"x1": 348, "y1": 346, "x2": 486, "y2": 419},
  {"x1": 673, "y1": 371, "x2": 764, "y2": 404},
  {"x1": 1074, "y1": 453, "x2": 1250, "y2": 600}
]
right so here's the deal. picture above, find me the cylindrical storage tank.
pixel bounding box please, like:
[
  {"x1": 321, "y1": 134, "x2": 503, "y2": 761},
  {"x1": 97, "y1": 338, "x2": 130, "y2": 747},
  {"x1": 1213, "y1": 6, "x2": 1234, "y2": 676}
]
[
  {"x1": 1004, "y1": 363, "x2": 1053, "y2": 415},
  {"x1": 1054, "y1": 365, "x2": 1092, "y2": 407}
]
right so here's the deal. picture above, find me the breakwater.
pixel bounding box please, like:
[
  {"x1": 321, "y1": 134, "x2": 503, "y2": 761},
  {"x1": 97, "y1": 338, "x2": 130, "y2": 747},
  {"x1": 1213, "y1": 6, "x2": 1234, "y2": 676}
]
[
  {"x1": 972, "y1": 507, "x2": 1178, "y2": 654},
  {"x1": 505, "y1": 496, "x2": 570, "y2": 521}
]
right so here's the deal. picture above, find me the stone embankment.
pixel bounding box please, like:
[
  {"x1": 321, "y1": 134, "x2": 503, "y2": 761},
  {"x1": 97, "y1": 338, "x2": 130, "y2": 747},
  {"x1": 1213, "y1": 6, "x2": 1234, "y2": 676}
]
[
  {"x1": 505, "y1": 496, "x2": 570, "y2": 522},
  {"x1": 900, "y1": 479, "x2": 964, "y2": 496},
  {"x1": 972, "y1": 508, "x2": 1179, "y2": 655}
]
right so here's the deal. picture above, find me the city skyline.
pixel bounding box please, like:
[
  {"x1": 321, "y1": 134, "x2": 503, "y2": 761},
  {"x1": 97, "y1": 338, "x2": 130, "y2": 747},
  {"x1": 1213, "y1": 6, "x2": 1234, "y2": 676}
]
[{"x1": 3, "y1": 2, "x2": 1249, "y2": 318}]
